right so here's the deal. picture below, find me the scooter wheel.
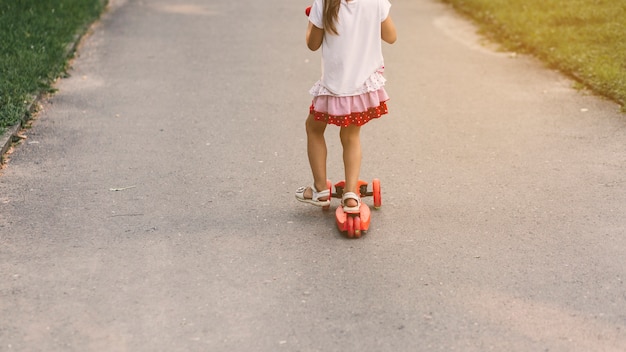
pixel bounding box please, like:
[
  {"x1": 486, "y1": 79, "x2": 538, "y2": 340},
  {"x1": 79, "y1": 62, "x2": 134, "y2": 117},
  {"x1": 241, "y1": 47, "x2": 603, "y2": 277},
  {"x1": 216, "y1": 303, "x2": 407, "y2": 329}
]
[
  {"x1": 353, "y1": 216, "x2": 361, "y2": 238},
  {"x1": 322, "y1": 179, "x2": 332, "y2": 211},
  {"x1": 373, "y1": 178, "x2": 382, "y2": 209},
  {"x1": 346, "y1": 216, "x2": 354, "y2": 238}
]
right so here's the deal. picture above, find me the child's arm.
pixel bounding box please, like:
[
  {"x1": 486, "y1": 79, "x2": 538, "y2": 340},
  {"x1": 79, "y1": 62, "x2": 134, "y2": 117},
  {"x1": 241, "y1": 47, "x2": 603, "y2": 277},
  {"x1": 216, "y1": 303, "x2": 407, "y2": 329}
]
[
  {"x1": 306, "y1": 21, "x2": 324, "y2": 51},
  {"x1": 381, "y1": 15, "x2": 397, "y2": 44}
]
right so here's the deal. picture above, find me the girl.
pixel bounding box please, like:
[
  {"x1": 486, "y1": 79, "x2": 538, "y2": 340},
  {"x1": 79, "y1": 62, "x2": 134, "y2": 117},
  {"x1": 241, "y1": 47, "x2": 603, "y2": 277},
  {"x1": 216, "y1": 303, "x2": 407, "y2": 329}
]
[{"x1": 296, "y1": 0, "x2": 397, "y2": 212}]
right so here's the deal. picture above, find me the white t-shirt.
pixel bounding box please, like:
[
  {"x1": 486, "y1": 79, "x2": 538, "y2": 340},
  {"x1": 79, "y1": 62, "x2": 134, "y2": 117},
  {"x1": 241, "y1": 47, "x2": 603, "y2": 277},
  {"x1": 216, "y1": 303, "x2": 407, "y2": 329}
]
[{"x1": 309, "y1": 0, "x2": 391, "y2": 96}]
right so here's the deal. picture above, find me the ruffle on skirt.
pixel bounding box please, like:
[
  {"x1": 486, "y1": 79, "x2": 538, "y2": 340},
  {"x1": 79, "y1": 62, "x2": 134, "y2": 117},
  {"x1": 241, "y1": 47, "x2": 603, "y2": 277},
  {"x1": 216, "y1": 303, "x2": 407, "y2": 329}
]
[
  {"x1": 309, "y1": 68, "x2": 387, "y2": 97},
  {"x1": 310, "y1": 87, "x2": 389, "y2": 127}
]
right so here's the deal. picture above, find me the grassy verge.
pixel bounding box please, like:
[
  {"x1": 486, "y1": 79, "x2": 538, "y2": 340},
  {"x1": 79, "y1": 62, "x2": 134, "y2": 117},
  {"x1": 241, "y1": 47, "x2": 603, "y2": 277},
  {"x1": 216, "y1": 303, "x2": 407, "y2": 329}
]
[
  {"x1": 0, "y1": 0, "x2": 106, "y2": 134},
  {"x1": 440, "y1": 0, "x2": 626, "y2": 110}
]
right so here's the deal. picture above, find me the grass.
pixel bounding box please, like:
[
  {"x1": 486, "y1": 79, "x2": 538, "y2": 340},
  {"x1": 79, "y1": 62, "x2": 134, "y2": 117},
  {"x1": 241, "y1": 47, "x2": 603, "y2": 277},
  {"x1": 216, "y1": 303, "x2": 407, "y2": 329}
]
[
  {"x1": 439, "y1": 0, "x2": 626, "y2": 110},
  {"x1": 0, "y1": 0, "x2": 106, "y2": 134}
]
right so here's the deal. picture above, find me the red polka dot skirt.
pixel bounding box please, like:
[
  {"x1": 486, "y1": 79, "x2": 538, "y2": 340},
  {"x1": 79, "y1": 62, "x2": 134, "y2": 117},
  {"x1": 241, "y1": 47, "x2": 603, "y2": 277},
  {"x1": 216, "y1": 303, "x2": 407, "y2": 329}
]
[{"x1": 310, "y1": 87, "x2": 390, "y2": 127}]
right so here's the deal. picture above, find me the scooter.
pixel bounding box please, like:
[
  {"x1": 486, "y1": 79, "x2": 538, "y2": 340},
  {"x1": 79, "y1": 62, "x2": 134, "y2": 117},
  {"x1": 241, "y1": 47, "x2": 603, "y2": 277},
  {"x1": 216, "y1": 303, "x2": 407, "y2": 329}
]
[{"x1": 324, "y1": 179, "x2": 381, "y2": 238}]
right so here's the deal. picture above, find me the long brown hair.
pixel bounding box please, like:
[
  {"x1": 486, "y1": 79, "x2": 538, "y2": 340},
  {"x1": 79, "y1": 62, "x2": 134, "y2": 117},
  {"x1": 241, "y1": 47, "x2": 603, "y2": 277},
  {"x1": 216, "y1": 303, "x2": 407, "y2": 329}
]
[{"x1": 323, "y1": 0, "x2": 341, "y2": 35}]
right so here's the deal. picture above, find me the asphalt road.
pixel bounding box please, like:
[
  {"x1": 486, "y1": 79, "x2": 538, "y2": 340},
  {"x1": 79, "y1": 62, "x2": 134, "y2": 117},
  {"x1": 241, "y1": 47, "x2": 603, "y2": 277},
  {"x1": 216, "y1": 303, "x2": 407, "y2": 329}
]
[{"x1": 1, "y1": 0, "x2": 626, "y2": 351}]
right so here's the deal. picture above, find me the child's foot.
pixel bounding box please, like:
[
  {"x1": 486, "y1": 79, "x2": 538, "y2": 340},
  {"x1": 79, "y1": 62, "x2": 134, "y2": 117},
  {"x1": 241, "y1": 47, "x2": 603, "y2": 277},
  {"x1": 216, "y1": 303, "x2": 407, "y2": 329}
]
[
  {"x1": 344, "y1": 197, "x2": 358, "y2": 208},
  {"x1": 295, "y1": 185, "x2": 330, "y2": 207},
  {"x1": 341, "y1": 192, "x2": 361, "y2": 213}
]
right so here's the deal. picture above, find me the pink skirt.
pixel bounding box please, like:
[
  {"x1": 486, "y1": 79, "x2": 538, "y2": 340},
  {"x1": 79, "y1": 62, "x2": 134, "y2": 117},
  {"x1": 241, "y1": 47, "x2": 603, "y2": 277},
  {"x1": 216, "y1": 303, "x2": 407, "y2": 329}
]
[{"x1": 310, "y1": 88, "x2": 390, "y2": 127}]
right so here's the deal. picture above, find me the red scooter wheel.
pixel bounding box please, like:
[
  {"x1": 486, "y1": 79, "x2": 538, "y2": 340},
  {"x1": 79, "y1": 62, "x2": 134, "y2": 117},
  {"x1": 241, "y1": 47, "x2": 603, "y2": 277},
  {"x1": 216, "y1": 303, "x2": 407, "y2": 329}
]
[
  {"x1": 353, "y1": 216, "x2": 361, "y2": 238},
  {"x1": 346, "y1": 216, "x2": 354, "y2": 238},
  {"x1": 373, "y1": 178, "x2": 382, "y2": 209}
]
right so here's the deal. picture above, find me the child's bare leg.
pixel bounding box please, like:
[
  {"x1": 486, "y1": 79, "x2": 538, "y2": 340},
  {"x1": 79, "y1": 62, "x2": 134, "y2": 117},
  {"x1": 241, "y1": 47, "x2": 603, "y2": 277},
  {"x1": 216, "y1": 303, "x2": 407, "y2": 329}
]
[
  {"x1": 340, "y1": 124, "x2": 362, "y2": 208},
  {"x1": 304, "y1": 114, "x2": 328, "y2": 199}
]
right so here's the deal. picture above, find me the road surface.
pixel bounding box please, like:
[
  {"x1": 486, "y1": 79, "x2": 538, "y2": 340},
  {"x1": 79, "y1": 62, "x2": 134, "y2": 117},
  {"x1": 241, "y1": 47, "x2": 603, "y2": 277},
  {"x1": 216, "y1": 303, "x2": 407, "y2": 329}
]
[{"x1": 1, "y1": 0, "x2": 625, "y2": 350}]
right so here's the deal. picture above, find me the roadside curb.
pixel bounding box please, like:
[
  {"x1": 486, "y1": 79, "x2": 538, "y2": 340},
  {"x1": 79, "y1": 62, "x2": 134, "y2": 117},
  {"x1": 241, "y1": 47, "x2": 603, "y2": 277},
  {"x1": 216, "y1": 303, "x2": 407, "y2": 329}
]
[
  {"x1": 0, "y1": 124, "x2": 21, "y2": 162},
  {"x1": 0, "y1": 94, "x2": 41, "y2": 165}
]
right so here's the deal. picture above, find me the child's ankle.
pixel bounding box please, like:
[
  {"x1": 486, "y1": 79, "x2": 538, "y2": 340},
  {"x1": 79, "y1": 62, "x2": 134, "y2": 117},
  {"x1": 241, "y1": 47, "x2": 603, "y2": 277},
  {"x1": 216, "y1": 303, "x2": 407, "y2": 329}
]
[{"x1": 314, "y1": 182, "x2": 327, "y2": 193}]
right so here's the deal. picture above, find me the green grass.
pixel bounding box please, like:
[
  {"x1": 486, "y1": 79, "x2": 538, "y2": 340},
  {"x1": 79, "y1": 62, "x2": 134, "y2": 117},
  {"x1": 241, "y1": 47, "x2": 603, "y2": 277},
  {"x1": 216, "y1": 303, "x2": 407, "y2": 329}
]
[
  {"x1": 440, "y1": 0, "x2": 626, "y2": 110},
  {"x1": 0, "y1": 0, "x2": 106, "y2": 134}
]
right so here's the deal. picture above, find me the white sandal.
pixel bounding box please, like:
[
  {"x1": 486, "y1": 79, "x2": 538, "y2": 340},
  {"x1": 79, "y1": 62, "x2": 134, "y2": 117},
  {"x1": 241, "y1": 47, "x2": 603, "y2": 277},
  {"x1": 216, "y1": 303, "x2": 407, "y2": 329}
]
[
  {"x1": 341, "y1": 192, "x2": 361, "y2": 213},
  {"x1": 295, "y1": 185, "x2": 330, "y2": 207}
]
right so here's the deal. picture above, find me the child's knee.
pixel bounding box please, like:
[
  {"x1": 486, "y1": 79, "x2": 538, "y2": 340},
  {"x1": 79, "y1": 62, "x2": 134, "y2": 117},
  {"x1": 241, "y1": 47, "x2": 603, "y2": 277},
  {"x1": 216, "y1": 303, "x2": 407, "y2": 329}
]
[
  {"x1": 306, "y1": 115, "x2": 325, "y2": 135},
  {"x1": 339, "y1": 126, "x2": 361, "y2": 144}
]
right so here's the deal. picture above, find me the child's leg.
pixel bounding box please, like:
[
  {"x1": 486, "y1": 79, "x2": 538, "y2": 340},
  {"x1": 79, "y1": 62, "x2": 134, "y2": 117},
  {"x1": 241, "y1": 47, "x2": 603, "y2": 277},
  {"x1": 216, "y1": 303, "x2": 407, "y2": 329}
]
[
  {"x1": 304, "y1": 113, "x2": 328, "y2": 199},
  {"x1": 340, "y1": 124, "x2": 362, "y2": 208}
]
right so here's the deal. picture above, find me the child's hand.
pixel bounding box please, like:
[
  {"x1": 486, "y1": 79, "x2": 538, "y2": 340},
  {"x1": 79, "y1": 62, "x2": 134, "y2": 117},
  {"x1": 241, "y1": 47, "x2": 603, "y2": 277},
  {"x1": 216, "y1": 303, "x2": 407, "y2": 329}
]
[{"x1": 305, "y1": 6, "x2": 311, "y2": 17}]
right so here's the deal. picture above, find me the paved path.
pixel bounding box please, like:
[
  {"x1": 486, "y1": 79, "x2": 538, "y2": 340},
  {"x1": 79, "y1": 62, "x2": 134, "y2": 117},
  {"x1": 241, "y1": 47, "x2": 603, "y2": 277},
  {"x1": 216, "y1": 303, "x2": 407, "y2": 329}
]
[{"x1": 1, "y1": 0, "x2": 626, "y2": 351}]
